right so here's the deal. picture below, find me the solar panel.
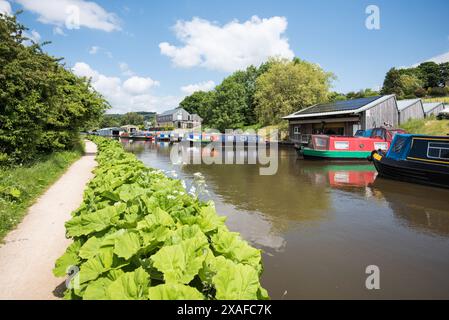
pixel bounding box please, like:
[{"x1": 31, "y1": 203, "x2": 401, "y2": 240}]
[{"x1": 294, "y1": 96, "x2": 382, "y2": 115}]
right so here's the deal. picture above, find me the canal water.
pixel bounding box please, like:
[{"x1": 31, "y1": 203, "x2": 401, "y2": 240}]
[{"x1": 121, "y1": 139, "x2": 449, "y2": 299}]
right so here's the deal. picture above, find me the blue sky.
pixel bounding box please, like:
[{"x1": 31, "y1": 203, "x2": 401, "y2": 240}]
[{"x1": 1, "y1": 0, "x2": 448, "y2": 114}]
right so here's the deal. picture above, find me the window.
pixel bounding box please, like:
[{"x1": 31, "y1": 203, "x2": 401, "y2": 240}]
[
  {"x1": 374, "y1": 142, "x2": 388, "y2": 151},
  {"x1": 427, "y1": 142, "x2": 449, "y2": 160},
  {"x1": 334, "y1": 141, "x2": 349, "y2": 150},
  {"x1": 294, "y1": 126, "x2": 300, "y2": 134}
]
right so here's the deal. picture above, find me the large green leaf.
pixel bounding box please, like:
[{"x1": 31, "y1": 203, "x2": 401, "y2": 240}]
[
  {"x1": 211, "y1": 257, "x2": 260, "y2": 300},
  {"x1": 53, "y1": 240, "x2": 81, "y2": 277},
  {"x1": 106, "y1": 267, "x2": 150, "y2": 300},
  {"x1": 211, "y1": 228, "x2": 261, "y2": 272},
  {"x1": 113, "y1": 230, "x2": 141, "y2": 260},
  {"x1": 197, "y1": 205, "x2": 226, "y2": 233},
  {"x1": 151, "y1": 236, "x2": 208, "y2": 284},
  {"x1": 79, "y1": 236, "x2": 102, "y2": 260},
  {"x1": 148, "y1": 283, "x2": 204, "y2": 300},
  {"x1": 65, "y1": 206, "x2": 120, "y2": 237},
  {"x1": 83, "y1": 277, "x2": 113, "y2": 300}
]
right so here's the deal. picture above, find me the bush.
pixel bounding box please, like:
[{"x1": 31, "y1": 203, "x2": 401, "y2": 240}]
[
  {"x1": 427, "y1": 87, "x2": 448, "y2": 97},
  {"x1": 54, "y1": 137, "x2": 268, "y2": 300}
]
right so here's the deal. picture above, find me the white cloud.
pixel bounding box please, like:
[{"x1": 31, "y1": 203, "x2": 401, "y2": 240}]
[
  {"x1": 89, "y1": 46, "x2": 99, "y2": 54},
  {"x1": 23, "y1": 30, "x2": 41, "y2": 44},
  {"x1": 119, "y1": 62, "x2": 134, "y2": 77},
  {"x1": 72, "y1": 62, "x2": 176, "y2": 114},
  {"x1": 16, "y1": 0, "x2": 120, "y2": 32},
  {"x1": 159, "y1": 16, "x2": 294, "y2": 72},
  {"x1": 181, "y1": 80, "x2": 216, "y2": 95},
  {"x1": 412, "y1": 51, "x2": 449, "y2": 67},
  {"x1": 53, "y1": 26, "x2": 66, "y2": 36},
  {"x1": 123, "y1": 76, "x2": 159, "y2": 95},
  {"x1": 0, "y1": 0, "x2": 12, "y2": 16}
]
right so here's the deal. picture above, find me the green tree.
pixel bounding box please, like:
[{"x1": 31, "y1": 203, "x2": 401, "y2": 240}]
[
  {"x1": 254, "y1": 58, "x2": 333, "y2": 125},
  {"x1": 417, "y1": 62, "x2": 441, "y2": 88},
  {"x1": 0, "y1": 14, "x2": 108, "y2": 164},
  {"x1": 209, "y1": 78, "x2": 246, "y2": 131},
  {"x1": 120, "y1": 112, "x2": 144, "y2": 126},
  {"x1": 179, "y1": 90, "x2": 215, "y2": 124}
]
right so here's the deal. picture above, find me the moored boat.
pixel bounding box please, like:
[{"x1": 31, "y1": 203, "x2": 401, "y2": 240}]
[
  {"x1": 370, "y1": 134, "x2": 449, "y2": 188},
  {"x1": 299, "y1": 127, "x2": 405, "y2": 160}
]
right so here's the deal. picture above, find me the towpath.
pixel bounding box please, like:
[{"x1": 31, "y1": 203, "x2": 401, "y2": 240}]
[{"x1": 0, "y1": 140, "x2": 97, "y2": 300}]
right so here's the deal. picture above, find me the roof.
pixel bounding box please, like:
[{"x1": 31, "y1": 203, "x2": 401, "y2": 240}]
[
  {"x1": 283, "y1": 95, "x2": 395, "y2": 119},
  {"x1": 423, "y1": 102, "x2": 444, "y2": 113},
  {"x1": 397, "y1": 99, "x2": 422, "y2": 111},
  {"x1": 158, "y1": 108, "x2": 186, "y2": 116}
]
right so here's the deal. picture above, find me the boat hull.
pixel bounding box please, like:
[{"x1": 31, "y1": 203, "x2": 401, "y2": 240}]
[
  {"x1": 301, "y1": 148, "x2": 371, "y2": 160},
  {"x1": 372, "y1": 153, "x2": 449, "y2": 189}
]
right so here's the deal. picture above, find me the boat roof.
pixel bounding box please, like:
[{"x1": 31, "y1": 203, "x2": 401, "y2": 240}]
[
  {"x1": 283, "y1": 95, "x2": 395, "y2": 119},
  {"x1": 397, "y1": 99, "x2": 422, "y2": 111},
  {"x1": 423, "y1": 102, "x2": 444, "y2": 113}
]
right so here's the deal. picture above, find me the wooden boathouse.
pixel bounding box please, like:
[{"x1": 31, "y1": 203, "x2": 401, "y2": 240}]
[
  {"x1": 397, "y1": 99, "x2": 425, "y2": 124},
  {"x1": 283, "y1": 95, "x2": 398, "y2": 144}
]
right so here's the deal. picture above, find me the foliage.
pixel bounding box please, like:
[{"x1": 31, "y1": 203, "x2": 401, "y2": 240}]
[
  {"x1": 180, "y1": 91, "x2": 215, "y2": 124},
  {"x1": 0, "y1": 14, "x2": 109, "y2": 165},
  {"x1": 55, "y1": 137, "x2": 268, "y2": 300},
  {"x1": 382, "y1": 61, "x2": 449, "y2": 99},
  {"x1": 0, "y1": 145, "x2": 83, "y2": 241},
  {"x1": 119, "y1": 112, "x2": 145, "y2": 126},
  {"x1": 254, "y1": 58, "x2": 334, "y2": 125},
  {"x1": 400, "y1": 118, "x2": 449, "y2": 136}
]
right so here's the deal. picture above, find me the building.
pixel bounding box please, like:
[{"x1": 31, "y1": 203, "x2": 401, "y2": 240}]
[
  {"x1": 96, "y1": 127, "x2": 123, "y2": 137},
  {"x1": 121, "y1": 125, "x2": 139, "y2": 135},
  {"x1": 397, "y1": 99, "x2": 424, "y2": 124},
  {"x1": 156, "y1": 108, "x2": 202, "y2": 129},
  {"x1": 284, "y1": 95, "x2": 398, "y2": 143},
  {"x1": 423, "y1": 102, "x2": 445, "y2": 117}
]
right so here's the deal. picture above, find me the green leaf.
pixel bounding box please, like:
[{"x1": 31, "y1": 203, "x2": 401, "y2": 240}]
[
  {"x1": 148, "y1": 283, "x2": 204, "y2": 300},
  {"x1": 211, "y1": 228, "x2": 261, "y2": 272},
  {"x1": 113, "y1": 230, "x2": 141, "y2": 260},
  {"x1": 83, "y1": 277, "x2": 113, "y2": 300},
  {"x1": 197, "y1": 205, "x2": 226, "y2": 233},
  {"x1": 106, "y1": 267, "x2": 150, "y2": 300},
  {"x1": 66, "y1": 206, "x2": 120, "y2": 237},
  {"x1": 151, "y1": 236, "x2": 208, "y2": 284},
  {"x1": 53, "y1": 240, "x2": 81, "y2": 277},
  {"x1": 79, "y1": 236, "x2": 102, "y2": 260},
  {"x1": 211, "y1": 257, "x2": 260, "y2": 300},
  {"x1": 8, "y1": 187, "x2": 21, "y2": 199}
]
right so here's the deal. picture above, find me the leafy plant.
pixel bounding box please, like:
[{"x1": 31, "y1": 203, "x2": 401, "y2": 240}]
[{"x1": 54, "y1": 137, "x2": 268, "y2": 300}]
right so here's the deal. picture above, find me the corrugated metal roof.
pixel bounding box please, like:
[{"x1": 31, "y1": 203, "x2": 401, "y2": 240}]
[
  {"x1": 397, "y1": 99, "x2": 421, "y2": 111},
  {"x1": 283, "y1": 95, "x2": 395, "y2": 119},
  {"x1": 159, "y1": 108, "x2": 184, "y2": 116},
  {"x1": 423, "y1": 102, "x2": 444, "y2": 113}
]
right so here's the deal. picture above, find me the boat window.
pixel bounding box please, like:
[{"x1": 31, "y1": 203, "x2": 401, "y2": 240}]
[
  {"x1": 392, "y1": 136, "x2": 407, "y2": 153},
  {"x1": 334, "y1": 141, "x2": 349, "y2": 150},
  {"x1": 427, "y1": 142, "x2": 449, "y2": 160}
]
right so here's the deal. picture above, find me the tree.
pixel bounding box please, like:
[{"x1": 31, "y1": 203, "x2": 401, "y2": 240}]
[
  {"x1": 440, "y1": 62, "x2": 449, "y2": 87},
  {"x1": 120, "y1": 112, "x2": 144, "y2": 126},
  {"x1": 381, "y1": 68, "x2": 404, "y2": 96},
  {"x1": 0, "y1": 14, "x2": 108, "y2": 164},
  {"x1": 417, "y1": 62, "x2": 441, "y2": 88},
  {"x1": 179, "y1": 90, "x2": 215, "y2": 124},
  {"x1": 209, "y1": 78, "x2": 246, "y2": 131},
  {"x1": 254, "y1": 58, "x2": 334, "y2": 125}
]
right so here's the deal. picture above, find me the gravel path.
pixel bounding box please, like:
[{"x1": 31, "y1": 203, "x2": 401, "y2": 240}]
[{"x1": 0, "y1": 140, "x2": 97, "y2": 300}]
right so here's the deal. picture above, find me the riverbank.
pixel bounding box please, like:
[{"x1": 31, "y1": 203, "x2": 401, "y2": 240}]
[
  {"x1": 0, "y1": 145, "x2": 85, "y2": 241},
  {"x1": 0, "y1": 141, "x2": 97, "y2": 300}
]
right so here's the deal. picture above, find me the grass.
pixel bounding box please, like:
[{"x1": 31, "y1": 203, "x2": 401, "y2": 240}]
[
  {"x1": 422, "y1": 97, "x2": 449, "y2": 104},
  {"x1": 401, "y1": 118, "x2": 449, "y2": 136},
  {"x1": 0, "y1": 144, "x2": 84, "y2": 241}
]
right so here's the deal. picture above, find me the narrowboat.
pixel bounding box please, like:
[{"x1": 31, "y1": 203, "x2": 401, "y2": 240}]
[
  {"x1": 370, "y1": 134, "x2": 449, "y2": 189},
  {"x1": 299, "y1": 127, "x2": 406, "y2": 160},
  {"x1": 156, "y1": 132, "x2": 171, "y2": 141}
]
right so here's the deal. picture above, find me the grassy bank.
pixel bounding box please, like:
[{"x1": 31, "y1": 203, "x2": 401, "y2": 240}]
[
  {"x1": 0, "y1": 144, "x2": 84, "y2": 241},
  {"x1": 401, "y1": 118, "x2": 449, "y2": 136},
  {"x1": 55, "y1": 137, "x2": 267, "y2": 300}
]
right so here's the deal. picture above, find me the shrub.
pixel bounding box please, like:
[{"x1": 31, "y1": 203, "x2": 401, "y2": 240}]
[{"x1": 54, "y1": 137, "x2": 268, "y2": 300}]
